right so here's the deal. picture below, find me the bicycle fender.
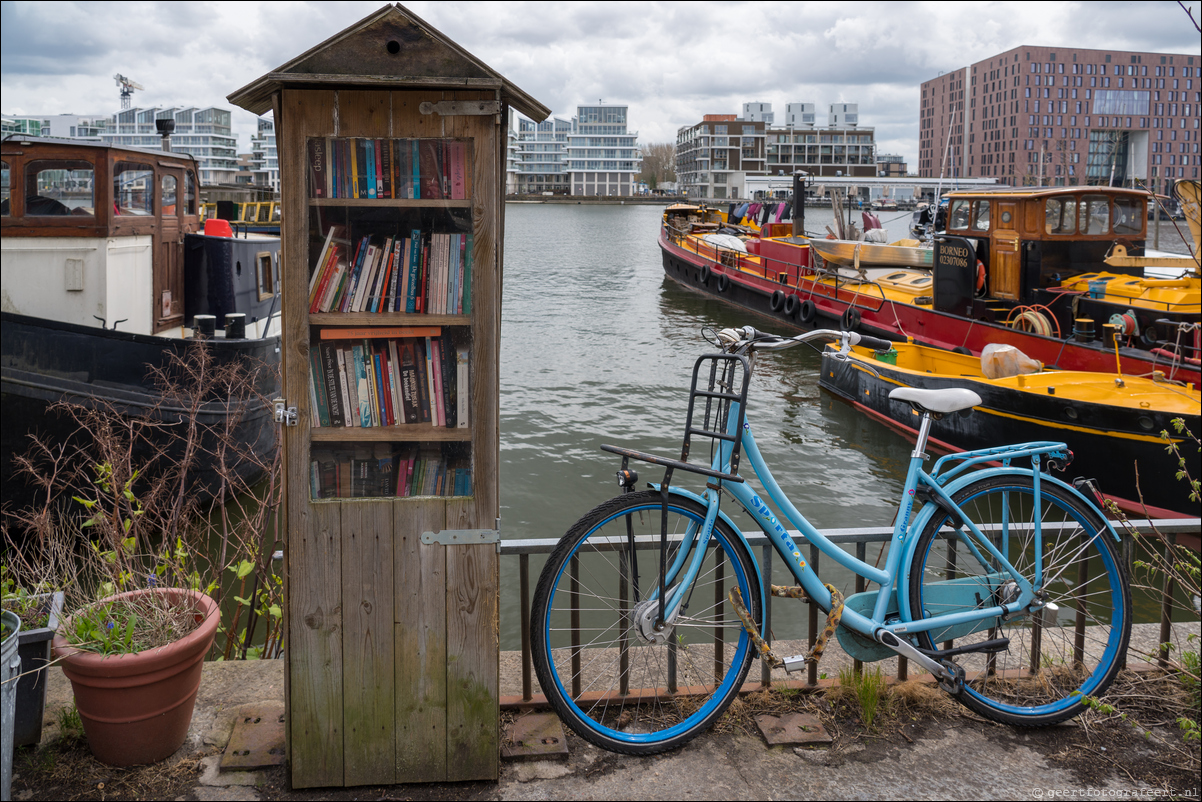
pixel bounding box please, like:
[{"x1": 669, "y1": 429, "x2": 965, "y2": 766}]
[
  {"x1": 652, "y1": 484, "x2": 769, "y2": 637},
  {"x1": 896, "y1": 468, "x2": 1120, "y2": 622}
]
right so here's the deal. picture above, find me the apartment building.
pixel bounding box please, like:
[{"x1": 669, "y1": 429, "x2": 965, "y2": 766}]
[
  {"x1": 675, "y1": 115, "x2": 767, "y2": 199},
  {"x1": 918, "y1": 45, "x2": 1200, "y2": 193},
  {"x1": 678, "y1": 102, "x2": 876, "y2": 198},
  {"x1": 508, "y1": 104, "x2": 641, "y2": 196}
]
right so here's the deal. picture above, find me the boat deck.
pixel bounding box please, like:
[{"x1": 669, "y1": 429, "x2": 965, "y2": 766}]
[{"x1": 843, "y1": 343, "x2": 1200, "y2": 415}]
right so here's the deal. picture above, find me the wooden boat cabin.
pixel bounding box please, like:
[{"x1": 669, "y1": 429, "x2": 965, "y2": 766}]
[
  {"x1": 1, "y1": 138, "x2": 202, "y2": 337},
  {"x1": 933, "y1": 185, "x2": 1199, "y2": 349}
]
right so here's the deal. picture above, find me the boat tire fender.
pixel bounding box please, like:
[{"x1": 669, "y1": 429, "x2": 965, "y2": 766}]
[
  {"x1": 716, "y1": 274, "x2": 729, "y2": 293},
  {"x1": 952, "y1": 346, "x2": 972, "y2": 356},
  {"x1": 784, "y1": 293, "x2": 800, "y2": 317},
  {"x1": 841, "y1": 307, "x2": 861, "y2": 332},
  {"x1": 700, "y1": 264, "x2": 711, "y2": 285},
  {"x1": 798, "y1": 299, "x2": 816, "y2": 325},
  {"x1": 770, "y1": 290, "x2": 786, "y2": 312}
]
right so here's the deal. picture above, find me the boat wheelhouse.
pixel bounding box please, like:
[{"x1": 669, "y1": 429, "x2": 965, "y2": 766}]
[{"x1": 1, "y1": 137, "x2": 281, "y2": 506}]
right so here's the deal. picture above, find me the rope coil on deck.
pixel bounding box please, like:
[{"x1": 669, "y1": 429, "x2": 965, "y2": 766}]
[{"x1": 728, "y1": 584, "x2": 845, "y2": 669}]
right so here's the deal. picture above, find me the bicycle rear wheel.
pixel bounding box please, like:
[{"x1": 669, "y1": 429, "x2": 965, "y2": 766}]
[
  {"x1": 907, "y1": 474, "x2": 1130, "y2": 726},
  {"x1": 531, "y1": 490, "x2": 761, "y2": 755}
]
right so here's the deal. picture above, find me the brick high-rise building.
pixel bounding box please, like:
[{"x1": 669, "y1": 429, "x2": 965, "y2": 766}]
[{"x1": 918, "y1": 45, "x2": 1199, "y2": 195}]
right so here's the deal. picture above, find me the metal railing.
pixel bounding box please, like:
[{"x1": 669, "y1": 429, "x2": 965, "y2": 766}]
[{"x1": 499, "y1": 517, "x2": 1201, "y2": 706}]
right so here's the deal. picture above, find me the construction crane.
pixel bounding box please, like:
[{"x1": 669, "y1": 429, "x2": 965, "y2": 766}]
[{"x1": 114, "y1": 74, "x2": 144, "y2": 110}]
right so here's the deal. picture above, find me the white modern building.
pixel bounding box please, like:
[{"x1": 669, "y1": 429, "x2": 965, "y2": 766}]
[
  {"x1": 508, "y1": 103, "x2": 642, "y2": 196},
  {"x1": 784, "y1": 103, "x2": 817, "y2": 127},
  {"x1": 248, "y1": 116, "x2": 278, "y2": 193},
  {"x1": 106, "y1": 107, "x2": 239, "y2": 186},
  {"x1": 743, "y1": 102, "x2": 775, "y2": 124},
  {"x1": 3, "y1": 107, "x2": 244, "y2": 186},
  {"x1": 829, "y1": 103, "x2": 860, "y2": 127}
]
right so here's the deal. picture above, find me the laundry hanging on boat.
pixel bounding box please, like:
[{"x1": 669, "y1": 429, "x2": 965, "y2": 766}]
[{"x1": 699, "y1": 233, "x2": 748, "y2": 253}]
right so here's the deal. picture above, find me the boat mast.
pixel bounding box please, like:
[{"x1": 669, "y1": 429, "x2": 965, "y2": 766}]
[{"x1": 935, "y1": 101, "x2": 956, "y2": 211}]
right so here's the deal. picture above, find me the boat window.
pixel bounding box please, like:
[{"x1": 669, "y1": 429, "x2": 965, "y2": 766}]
[
  {"x1": 184, "y1": 171, "x2": 197, "y2": 215},
  {"x1": 1, "y1": 161, "x2": 8, "y2": 216},
  {"x1": 113, "y1": 161, "x2": 155, "y2": 216},
  {"x1": 1045, "y1": 197, "x2": 1077, "y2": 234},
  {"x1": 1112, "y1": 196, "x2": 1142, "y2": 235},
  {"x1": 256, "y1": 251, "x2": 274, "y2": 300},
  {"x1": 270, "y1": 202, "x2": 281, "y2": 223},
  {"x1": 949, "y1": 199, "x2": 971, "y2": 230},
  {"x1": 1079, "y1": 194, "x2": 1110, "y2": 235},
  {"x1": 24, "y1": 160, "x2": 95, "y2": 216},
  {"x1": 971, "y1": 200, "x2": 991, "y2": 231},
  {"x1": 162, "y1": 175, "x2": 178, "y2": 216}
]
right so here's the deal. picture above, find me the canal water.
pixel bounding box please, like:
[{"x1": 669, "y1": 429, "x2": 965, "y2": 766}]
[
  {"x1": 497, "y1": 203, "x2": 919, "y2": 647},
  {"x1": 495, "y1": 202, "x2": 1194, "y2": 649}
]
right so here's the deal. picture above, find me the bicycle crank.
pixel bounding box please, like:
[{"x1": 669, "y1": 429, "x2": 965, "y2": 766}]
[{"x1": 875, "y1": 629, "x2": 962, "y2": 689}]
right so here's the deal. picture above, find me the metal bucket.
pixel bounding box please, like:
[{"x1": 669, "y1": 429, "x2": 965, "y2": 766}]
[{"x1": 2, "y1": 609, "x2": 22, "y2": 802}]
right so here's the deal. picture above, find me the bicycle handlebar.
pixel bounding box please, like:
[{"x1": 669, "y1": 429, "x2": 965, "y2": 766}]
[{"x1": 716, "y1": 326, "x2": 895, "y2": 354}]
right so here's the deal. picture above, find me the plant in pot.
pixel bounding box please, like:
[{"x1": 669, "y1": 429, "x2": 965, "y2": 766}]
[
  {"x1": 48, "y1": 464, "x2": 221, "y2": 768},
  {"x1": 0, "y1": 568, "x2": 64, "y2": 748},
  {"x1": 2, "y1": 607, "x2": 21, "y2": 802},
  {"x1": 4, "y1": 342, "x2": 284, "y2": 765}
]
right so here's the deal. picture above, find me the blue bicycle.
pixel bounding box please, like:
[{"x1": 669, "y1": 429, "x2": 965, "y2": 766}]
[{"x1": 531, "y1": 326, "x2": 1131, "y2": 755}]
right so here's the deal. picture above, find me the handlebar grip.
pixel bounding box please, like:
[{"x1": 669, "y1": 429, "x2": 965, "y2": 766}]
[{"x1": 851, "y1": 333, "x2": 894, "y2": 352}]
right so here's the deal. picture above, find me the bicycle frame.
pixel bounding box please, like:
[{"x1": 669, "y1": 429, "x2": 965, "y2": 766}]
[{"x1": 655, "y1": 396, "x2": 1117, "y2": 653}]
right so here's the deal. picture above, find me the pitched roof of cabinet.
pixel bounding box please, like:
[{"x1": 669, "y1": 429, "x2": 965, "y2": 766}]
[{"x1": 227, "y1": 2, "x2": 550, "y2": 121}]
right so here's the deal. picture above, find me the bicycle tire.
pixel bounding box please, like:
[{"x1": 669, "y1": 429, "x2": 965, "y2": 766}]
[
  {"x1": 907, "y1": 473, "x2": 1131, "y2": 726},
  {"x1": 531, "y1": 490, "x2": 761, "y2": 755}
]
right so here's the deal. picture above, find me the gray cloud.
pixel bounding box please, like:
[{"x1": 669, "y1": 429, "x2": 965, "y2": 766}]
[{"x1": 3, "y1": 0, "x2": 1198, "y2": 169}]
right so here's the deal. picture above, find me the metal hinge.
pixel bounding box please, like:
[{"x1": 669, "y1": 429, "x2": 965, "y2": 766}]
[
  {"x1": 419, "y1": 100, "x2": 501, "y2": 117},
  {"x1": 273, "y1": 398, "x2": 297, "y2": 427},
  {"x1": 421, "y1": 529, "x2": 500, "y2": 546}
]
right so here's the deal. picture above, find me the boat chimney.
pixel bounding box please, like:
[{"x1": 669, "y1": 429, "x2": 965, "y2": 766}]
[
  {"x1": 156, "y1": 118, "x2": 175, "y2": 152},
  {"x1": 792, "y1": 171, "x2": 807, "y2": 238}
]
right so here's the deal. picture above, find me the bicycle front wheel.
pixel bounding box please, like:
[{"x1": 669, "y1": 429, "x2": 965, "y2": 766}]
[
  {"x1": 907, "y1": 474, "x2": 1131, "y2": 726},
  {"x1": 531, "y1": 490, "x2": 761, "y2": 755}
]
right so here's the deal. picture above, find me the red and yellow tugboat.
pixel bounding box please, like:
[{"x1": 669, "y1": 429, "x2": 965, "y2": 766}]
[{"x1": 660, "y1": 182, "x2": 1201, "y2": 386}]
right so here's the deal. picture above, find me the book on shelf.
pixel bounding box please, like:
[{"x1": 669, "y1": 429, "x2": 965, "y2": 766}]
[
  {"x1": 308, "y1": 137, "x2": 471, "y2": 200},
  {"x1": 309, "y1": 443, "x2": 471, "y2": 500},
  {"x1": 455, "y1": 344, "x2": 470, "y2": 428},
  {"x1": 309, "y1": 334, "x2": 468, "y2": 430},
  {"x1": 318, "y1": 342, "x2": 345, "y2": 427},
  {"x1": 307, "y1": 225, "x2": 471, "y2": 316},
  {"x1": 308, "y1": 139, "x2": 326, "y2": 199}
]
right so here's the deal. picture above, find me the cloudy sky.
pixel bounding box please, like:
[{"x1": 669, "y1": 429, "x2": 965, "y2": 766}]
[{"x1": 2, "y1": 0, "x2": 1199, "y2": 168}]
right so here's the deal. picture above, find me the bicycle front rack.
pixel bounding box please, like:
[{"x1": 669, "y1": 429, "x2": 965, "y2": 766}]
[
  {"x1": 599, "y1": 351, "x2": 753, "y2": 631},
  {"x1": 600, "y1": 350, "x2": 752, "y2": 488}
]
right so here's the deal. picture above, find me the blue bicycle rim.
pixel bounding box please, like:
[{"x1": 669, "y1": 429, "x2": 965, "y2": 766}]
[{"x1": 542, "y1": 502, "x2": 755, "y2": 745}]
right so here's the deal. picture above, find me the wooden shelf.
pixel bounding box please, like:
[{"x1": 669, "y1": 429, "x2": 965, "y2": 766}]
[
  {"x1": 309, "y1": 198, "x2": 471, "y2": 209},
  {"x1": 311, "y1": 425, "x2": 470, "y2": 443},
  {"x1": 309, "y1": 312, "x2": 468, "y2": 327}
]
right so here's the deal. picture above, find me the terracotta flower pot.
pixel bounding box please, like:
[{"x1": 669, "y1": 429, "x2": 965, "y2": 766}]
[{"x1": 52, "y1": 588, "x2": 220, "y2": 767}]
